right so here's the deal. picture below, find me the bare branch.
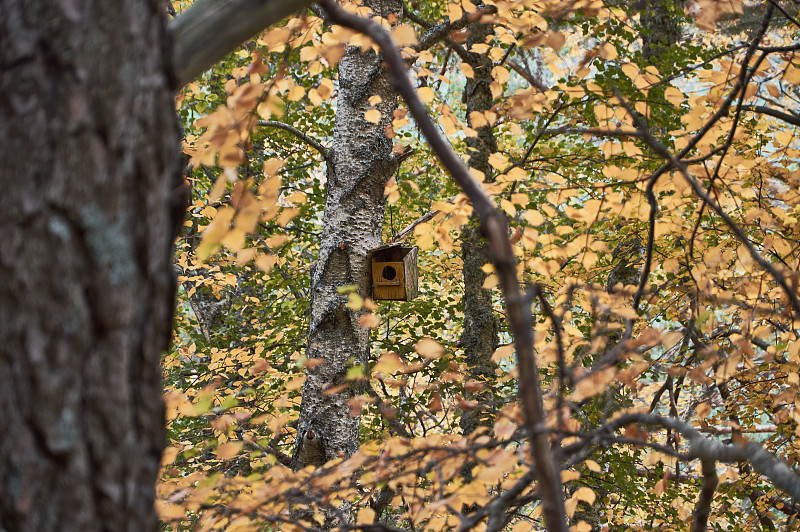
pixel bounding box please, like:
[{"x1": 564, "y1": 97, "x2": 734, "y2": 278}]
[
  {"x1": 742, "y1": 104, "x2": 800, "y2": 128},
  {"x1": 415, "y1": 5, "x2": 496, "y2": 52},
  {"x1": 389, "y1": 210, "x2": 439, "y2": 243},
  {"x1": 767, "y1": 0, "x2": 800, "y2": 29},
  {"x1": 698, "y1": 424, "x2": 778, "y2": 435},
  {"x1": 606, "y1": 413, "x2": 800, "y2": 501},
  {"x1": 691, "y1": 458, "x2": 718, "y2": 532},
  {"x1": 170, "y1": 0, "x2": 314, "y2": 88},
  {"x1": 507, "y1": 59, "x2": 548, "y2": 92},
  {"x1": 239, "y1": 430, "x2": 294, "y2": 467},
  {"x1": 258, "y1": 120, "x2": 330, "y2": 160}
]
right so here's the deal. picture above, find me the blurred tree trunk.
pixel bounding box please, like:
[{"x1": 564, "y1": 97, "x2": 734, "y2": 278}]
[
  {"x1": 0, "y1": 0, "x2": 182, "y2": 530},
  {"x1": 641, "y1": 0, "x2": 683, "y2": 66}
]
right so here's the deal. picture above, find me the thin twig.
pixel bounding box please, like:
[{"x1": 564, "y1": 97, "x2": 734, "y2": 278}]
[
  {"x1": 389, "y1": 210, "x2": 439, "y2": 243},
  {"x1": 508, "y1": 59, "x2": 548, "y2": 92},
  {"x1": 258, "y1": 120, "x2": 330, "y2": 160}
]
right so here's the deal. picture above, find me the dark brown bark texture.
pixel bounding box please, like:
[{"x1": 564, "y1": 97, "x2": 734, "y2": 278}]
[
  {"x1": 459, "y1": 15, "x2": 500, "y2": 438},
  {"x1": 641, "y1": 0, "x2": 683, "y2": 66},
  {"x1": 0, "y1": 1, "x2": 181, "y2": 530},
  {"x1": 292, "y1": 0, "x2": 403, "y2": 469}
]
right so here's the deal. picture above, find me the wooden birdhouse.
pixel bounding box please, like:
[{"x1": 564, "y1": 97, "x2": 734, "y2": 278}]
[{"x1": 370, "y1": 243, "x2": 418, "y2": 301}]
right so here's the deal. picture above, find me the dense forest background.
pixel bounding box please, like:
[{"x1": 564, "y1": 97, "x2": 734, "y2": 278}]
[
  {"x1": 5, "y1": 0, "x2": 800, "y2": 531},
  {"x1": 156, "y1": 1, "x2": 800, "y2": 529}
]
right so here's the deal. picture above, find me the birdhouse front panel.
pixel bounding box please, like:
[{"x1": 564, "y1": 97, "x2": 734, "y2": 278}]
[
  {"x1": 370, "y1": 244, "x2": 418, "y2": 301},
  {"x1": 372, "y1": 261, "x2": 405, "y2": 300}
]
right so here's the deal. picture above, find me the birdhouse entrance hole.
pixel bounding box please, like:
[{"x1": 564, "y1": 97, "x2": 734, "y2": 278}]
[
  {"x1": 382, "y1": 265, "x2": 397, "y2": 280},
  {"x1": 370, "y1": 244, "x2": 418, "y2": 301}
]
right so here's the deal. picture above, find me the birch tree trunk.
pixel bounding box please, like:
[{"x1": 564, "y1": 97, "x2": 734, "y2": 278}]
[
  {"x1": 293, "y1": 0, "x2": 403, "y2": 470},
  {"x1": 0, "y1": 1, "x2": 181, "y2": 530}
]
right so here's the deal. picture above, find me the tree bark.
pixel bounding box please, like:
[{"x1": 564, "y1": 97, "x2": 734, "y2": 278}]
[
  {"x1": 641, "y1": 0, "x2": 683, "y2": 67},
  {"x1": 0, "y1": 0, "x2": 182, "y2": 530},
  {"x1": 170, "y1": 0, "x2": 315, "y2": 88},
  {"x1": 292, "y1": 0, "x2": 403, "y2": 472},
  {"x1": 459, "y1": 13, "x2": 500, "y2": 439}
]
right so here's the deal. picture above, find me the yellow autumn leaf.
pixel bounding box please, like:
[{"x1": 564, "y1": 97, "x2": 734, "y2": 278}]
[
  {"x1": 429, "y1": 393, "x2": 443, "y2": 412},
  {"x1": 264, "y1": 234, "x2": 289, "y2": 248},
  {"x1": 598, "y1": 42, "x2": 618, "y2": 60},
  {"x1": 317, "y1": 78, "x2": 334, "y2": 99},
  {"x1": 469, "y1": 111, "x2": 488, "y2": 128},
  {"x1": 415, "y1": 337, "x2": 444, "y2": 359},
  {"x1": 161, "y1": 446, "x2": 179, "y2": 466},
  {"x1": 446, "y1": 2, "x2": 463, "y2": 21},
  {"x1": 621, "y1": 62, "x2": 639, "y2": 81},
  {"x1": 373, "y1": 351, "x2": 403, "y2": 374},
  {"x1": 276, "y1": 207, "x2": 300, "y2": 227},
  {"x1": 664, "y1": 86, "x2": 684, "y2": 106},
  {"x1": 359, "y1": 313, "x2": 380, "y2": 328},
  {"x1": 545, "y1": 31, "x2": 565, "y2": 50},
  {"x1": 461, "y1": 62, "x2": 475, "y2": 78},
  {"x1": 254, "y1": 253, "x2": 277, "y2": 272},
  {"x1": 216, "y1": 441, "x2": 242, "y2": 460},
  {"x1": 357, "y1": 507, "x2": 375, "y2": 524},
  {"x1": 391, "y1": 24, "x2": 417, "y2": 46},
  {"x1": 417, "y1": 86, "x2": 435, "y2": 103},
  {"x1": 488, "y1": 152, "x2": 509, "y2": 169},
  {"x1": 573, "y1": 486, "x2": 596, "y2": 505},
  {"x1": 654, "y1": 476, "x2": 669, "y2": 496},
  {"x1": 572, "y1": 367, "x2": 616, "y2": 401},
  {"x1": 523, "y1": 210, "x2": 545, "y2": 226},
  {"x1": 285, "y1": 376, "x2": 304, "y2": 391},
  {"x1": 416, "y1": 231, "x2": 435, "y2": 250},
  {"x1": 492, "y1": 66, "x2": 509, "y2": 85},
  {"x1": 494, "y1": 416, "x2": 517, "y2": 439},
  {"x1": 585, "y1": 459, "x2": 601, "y2": 473},
  {"x1": 512, "y1": 522, "x2": 530, "y2": 532},
  {"x1": 308, "y1": 88, "x2": 323, "y2": 106},
  {"x1": 506, "y1": 167, "x2": 527, "y2": 181},
  {"x1": 156, "y1": 500, "x2": 188, "y2": 520},
  {"x1": 287, "y1": 85, "x2": 306, "y2": 101},
  {"x1": 263, "y1": 157, "x2": 285, "y2": 177},
  {"x1": 364, "y1": 109, "x2": 382, "y2": 124},
  {"x1": 491, "y1": 344, "x2": 515, "y2": 362},
  {"x1": 347, "y1": 293, "x2": 364, "y2": 310}
]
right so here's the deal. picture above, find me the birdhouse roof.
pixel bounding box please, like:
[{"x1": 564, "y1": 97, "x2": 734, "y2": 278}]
[
  {"x1": 370, "y1": 242, "x2": 408, "y2": 254},
  {"x1": 370, "y1": 242, "x2": 417, "y2": 263}
]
